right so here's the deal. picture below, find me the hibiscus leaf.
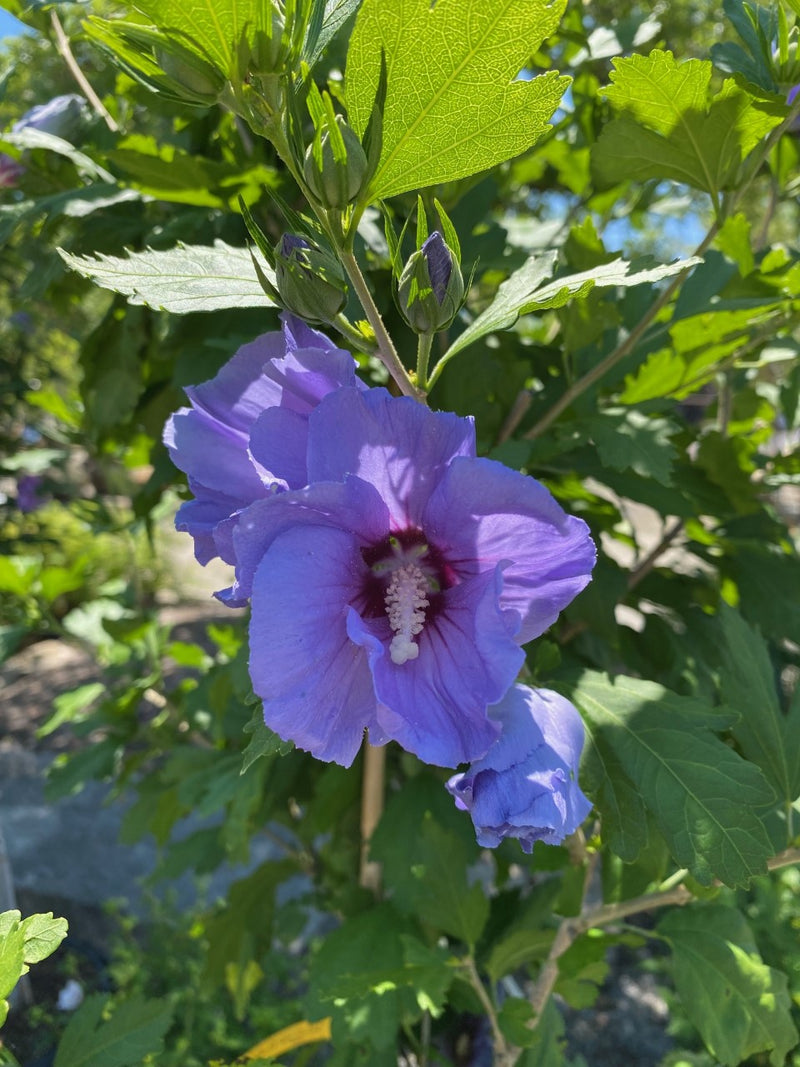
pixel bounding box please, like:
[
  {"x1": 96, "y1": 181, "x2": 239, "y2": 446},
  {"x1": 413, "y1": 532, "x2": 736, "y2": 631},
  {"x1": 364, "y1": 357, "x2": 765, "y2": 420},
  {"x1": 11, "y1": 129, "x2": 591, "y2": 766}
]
[
  {"x1": 568, "y1": 671, "x2": 775, "y2": 887},
  {"x1": 586, "y1": 408, "x2": 679, "y2": 487},
  {"x1": 715, "y1": 604, "x2": 800, "y2": 809},
  {"x1": 53, "y1": 994, "x2": 173, "y2": 1067},
  {"x1": 592, "y1": 51, "x2": 784, "y2": 198},
  {"x1": 441, "y1": 253, "x2": 698, "y2": 363},
  {"x1": 19, "y1": 913, "x2": 68, "y2": 965},
  {"x1": 345, "y1": 0, "x2": 570, "y2": 199},
  {"x1": 305, "y1": 0, "x2": 363, "y2": 69},
  {"x1": 659, "y1": 905, "x2": 799, "y2": 1067},
  {"x1": 58, "y1": 242, "x2": 275, "y2": 314}
]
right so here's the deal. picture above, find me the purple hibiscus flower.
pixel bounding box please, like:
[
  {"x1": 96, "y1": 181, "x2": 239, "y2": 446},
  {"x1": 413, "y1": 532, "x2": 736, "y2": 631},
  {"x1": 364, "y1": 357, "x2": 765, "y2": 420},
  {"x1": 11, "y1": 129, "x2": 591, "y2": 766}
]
[
  {"x1": 446, "y1": 684, "x2": 591, "y2": 852},
  {"x1": 229, "y1": 387, "x2": 595, "y2": 768},
  {"x1": 163, "y1": 313, "x2": 360, "y2": 571},
  {"x1": 1, "y1": 94, "x2": 86, "y2": 188}
]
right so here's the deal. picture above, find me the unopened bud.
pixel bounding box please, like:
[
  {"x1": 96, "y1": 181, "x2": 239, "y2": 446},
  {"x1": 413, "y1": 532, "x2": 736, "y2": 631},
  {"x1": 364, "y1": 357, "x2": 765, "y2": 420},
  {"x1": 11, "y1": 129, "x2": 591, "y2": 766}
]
[
  {"x1": 397, "y1": 231, "x2": 464, "y2": 334},
  {"x1": 303, "y1": 116, "x2": 368, "y2": 210},
  {"x1": 155, "y1": 45, "x2": 224, "y2": 103},
  {"x1": 274, "y1": 234, "x2": 348, "y2": 324},
  {"x1": 250, "y1": 6, "x2": 287, "y2": 74}
]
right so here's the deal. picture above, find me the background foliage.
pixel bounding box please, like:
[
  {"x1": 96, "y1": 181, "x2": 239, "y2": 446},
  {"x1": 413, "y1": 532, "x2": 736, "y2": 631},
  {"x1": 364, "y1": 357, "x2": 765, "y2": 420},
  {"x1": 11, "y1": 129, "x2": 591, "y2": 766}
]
[{"x1": 1, "y1": 0, "x2": 800, "y2": 1064}]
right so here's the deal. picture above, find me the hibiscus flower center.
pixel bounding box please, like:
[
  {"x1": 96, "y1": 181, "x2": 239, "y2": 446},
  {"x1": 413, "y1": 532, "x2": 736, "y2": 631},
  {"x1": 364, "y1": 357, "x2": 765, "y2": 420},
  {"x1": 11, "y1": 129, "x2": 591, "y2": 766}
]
[{"x1": 360, "y1": 529, "x2": 454, "y2": 666}]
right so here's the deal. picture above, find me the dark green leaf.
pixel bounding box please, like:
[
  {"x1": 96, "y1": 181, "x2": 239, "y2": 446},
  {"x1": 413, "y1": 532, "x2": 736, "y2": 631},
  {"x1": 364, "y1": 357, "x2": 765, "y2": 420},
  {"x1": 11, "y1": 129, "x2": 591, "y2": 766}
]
[
  {"x1": 570, "y1": 672, "x2": 775, "y2": 886},
  {"x1": 659, "y1": 905, "x2": 799, "y2": 1066}
]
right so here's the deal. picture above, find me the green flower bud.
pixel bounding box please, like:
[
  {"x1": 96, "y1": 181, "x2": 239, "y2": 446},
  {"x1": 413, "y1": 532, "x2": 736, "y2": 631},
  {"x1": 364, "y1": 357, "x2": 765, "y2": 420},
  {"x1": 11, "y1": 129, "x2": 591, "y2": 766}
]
[
  {"x1": 303, "y1": 115, "x2": 368, "y2": 210},
  {"x1": 249, "y1": 5, "x2": 287, "y2": 75},
  {"x1": 397, "y1": 231, "x2": 464, "y2": 334},
  {"x1": 274, "y1": 234, "x2": 348, "y2": 325},
  {"x1": 154, "y1": 44, "x2": 224, "y2": 104}
]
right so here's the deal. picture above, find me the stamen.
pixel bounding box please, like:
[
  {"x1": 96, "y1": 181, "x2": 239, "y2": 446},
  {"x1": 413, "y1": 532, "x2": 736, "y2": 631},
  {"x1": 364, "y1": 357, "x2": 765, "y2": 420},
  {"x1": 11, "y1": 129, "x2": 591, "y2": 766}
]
[{"x1": 385, "y1": 562, "x2": 430, "y2": 665}]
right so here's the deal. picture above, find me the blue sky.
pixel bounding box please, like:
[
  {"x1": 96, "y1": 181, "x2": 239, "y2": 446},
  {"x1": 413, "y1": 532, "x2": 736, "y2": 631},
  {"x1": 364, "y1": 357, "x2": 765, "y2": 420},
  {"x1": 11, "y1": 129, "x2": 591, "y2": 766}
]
[{"x1": 0, "y1": 7, "x2": 31, "y2": 41}]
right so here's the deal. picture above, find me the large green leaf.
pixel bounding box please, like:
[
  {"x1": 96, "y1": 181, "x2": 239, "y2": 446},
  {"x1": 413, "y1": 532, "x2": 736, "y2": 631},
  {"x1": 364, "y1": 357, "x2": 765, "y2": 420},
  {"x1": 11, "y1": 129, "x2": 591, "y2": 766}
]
[
  {"x1": 716, "y1": 604, "x2": 800, "y2": 808},
  {"x1": 129, "y1": 0, "x2": 267, "y2": 76},
  {"x1": 569, "y1": 671, "x2": 775, "y2": 886},
  {"x1": 59, "y1": 242, "x2": 275, "y2": 314},
  {"x1": 53, "y1": 994, "x2": 173, "y2": 1067},
  {"x1": 659, "y1": 905, "x2": 799, "y2": 1066},
  {"x1": 443, "y1": 253, "x2": 698, "y2": 362},
  {"x1": 345, "y1": 0, "x2": 569, "y2": 198},
  {"x1": 593, "y1": 51, "x2": 784, "y2": 198}
]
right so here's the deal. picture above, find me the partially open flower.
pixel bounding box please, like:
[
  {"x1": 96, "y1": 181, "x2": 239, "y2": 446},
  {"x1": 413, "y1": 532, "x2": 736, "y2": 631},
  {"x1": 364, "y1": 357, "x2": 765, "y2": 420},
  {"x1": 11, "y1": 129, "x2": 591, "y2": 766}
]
[{"x1": 447, "y1": 685, "x2": 592, "y2": 852}]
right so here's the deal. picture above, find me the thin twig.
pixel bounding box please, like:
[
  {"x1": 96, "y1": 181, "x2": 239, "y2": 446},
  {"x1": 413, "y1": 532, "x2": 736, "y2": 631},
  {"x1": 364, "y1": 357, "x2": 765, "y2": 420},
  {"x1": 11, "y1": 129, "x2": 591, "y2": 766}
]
[
  {"x1": 358, "y1": 743, "x2": 386, "y2": 892},
  {"x1": 463, "y1": 956, "x2": 518, "y2": 1066},
  {"x1": 523, "y1": 226, "x2": 718, "y2": 442},
  {"x1": 496, "y1": 388, "x2": 534, "y2": 446},
  {"x1": 50, "y1": 11, "x2": 119, "y2": 132},
  {"x1": 527, "y1": 846, "x2": 800, "y2": 1030}
]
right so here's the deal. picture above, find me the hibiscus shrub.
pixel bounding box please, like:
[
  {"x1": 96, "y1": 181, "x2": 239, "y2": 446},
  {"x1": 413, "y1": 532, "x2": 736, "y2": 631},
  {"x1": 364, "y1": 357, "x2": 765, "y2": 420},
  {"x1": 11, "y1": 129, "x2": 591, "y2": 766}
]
[{"x1": 3, "y1": 0, "x2": 800, "y2": 1064}]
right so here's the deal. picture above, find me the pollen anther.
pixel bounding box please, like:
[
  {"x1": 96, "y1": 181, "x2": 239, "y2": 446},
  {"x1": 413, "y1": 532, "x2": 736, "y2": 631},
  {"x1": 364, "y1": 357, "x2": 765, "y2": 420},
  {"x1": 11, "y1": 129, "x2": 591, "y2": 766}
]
[{"x1": 385, "y1": 562, "x2": 430, "y2": 665}]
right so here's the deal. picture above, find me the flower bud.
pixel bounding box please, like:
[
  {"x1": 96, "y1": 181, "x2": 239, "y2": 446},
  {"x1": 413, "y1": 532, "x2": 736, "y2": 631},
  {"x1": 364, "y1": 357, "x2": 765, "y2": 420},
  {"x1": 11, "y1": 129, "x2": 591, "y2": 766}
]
[
  {"x1": 303, "y1": 116, "x2": 368, "y2": 210},
  {"x1": 154, "y1": 46, "x2": 224, "y2": 103},
  {"x1": 250, "y1": 6, "x2": 287, "y2": 74},
  {"x1": 273, "y1": 234, "x2": 348, "y2": 324},
  {"x1": 397, "y1": 231, "x2": 464, "y2": 334}
]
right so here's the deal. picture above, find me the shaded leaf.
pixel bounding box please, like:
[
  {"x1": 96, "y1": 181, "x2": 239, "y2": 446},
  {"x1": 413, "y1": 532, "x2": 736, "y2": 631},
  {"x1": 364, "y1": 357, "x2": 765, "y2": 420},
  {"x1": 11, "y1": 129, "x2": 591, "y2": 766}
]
[
  {"x1": 569, "y1": 671, "x2": 775, "y2": 886},
  {"x1": 716, "y1": 604, "x2": 800, "y2": 806},
  {"x1": 659, "y1": 905, "x2": 799, "y2": 1067},
  {"x1": 53, "y1": 994, "x2": 173, "y2": 1067}
]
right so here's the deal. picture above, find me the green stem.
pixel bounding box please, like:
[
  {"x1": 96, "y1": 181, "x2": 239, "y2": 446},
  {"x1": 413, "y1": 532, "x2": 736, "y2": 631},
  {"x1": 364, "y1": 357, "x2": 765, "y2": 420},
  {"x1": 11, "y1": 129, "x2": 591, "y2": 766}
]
[
  {"x1": 462, "y1": 956, "x2": 518, "y2": 1066},
  {"x1": 416, "y1": 332, "x2": 434, "y2": 391},
  {"x1": 339, "y1": 248, "x2": 423, "y2": 400},
  {"x1": 333, "y1": 313, "x2": 378, "y2": 355}
]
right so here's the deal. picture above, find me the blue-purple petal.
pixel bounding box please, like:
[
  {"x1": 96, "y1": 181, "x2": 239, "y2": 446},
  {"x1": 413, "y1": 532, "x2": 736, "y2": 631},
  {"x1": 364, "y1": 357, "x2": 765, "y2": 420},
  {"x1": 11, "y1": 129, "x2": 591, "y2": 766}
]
[
  {"x1": 348, "y1": 566, "x2": 521, "y2": 766},
  {"x1": 249, "y1": 523, "x2": 381, "y2": 766},
  {"x1": 424, "y1": 456, "x2": 596, "y2": 644},
  {"x1": 307, "y1": 388, "x2": 475, "y2": 528},
  {"x1": 231, "y1": 477, "x2": 389, "y2": 603},
  {"x1": 447, "y1": 685, "x2": 591, "y2": 851}
]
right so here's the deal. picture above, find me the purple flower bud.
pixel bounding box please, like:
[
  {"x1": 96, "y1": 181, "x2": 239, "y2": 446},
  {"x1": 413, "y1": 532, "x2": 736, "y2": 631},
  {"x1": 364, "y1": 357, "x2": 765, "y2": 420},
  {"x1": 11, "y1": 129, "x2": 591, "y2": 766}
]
[
  {"x1": 397, "y1": 230, "x2": 464, "y2": 334},
  {"x1": 422, "y1": 232, "x2": 452, "y2": 304},
  {"x1": 273, "y1": 233, "x2": 348, "y2": 324}
]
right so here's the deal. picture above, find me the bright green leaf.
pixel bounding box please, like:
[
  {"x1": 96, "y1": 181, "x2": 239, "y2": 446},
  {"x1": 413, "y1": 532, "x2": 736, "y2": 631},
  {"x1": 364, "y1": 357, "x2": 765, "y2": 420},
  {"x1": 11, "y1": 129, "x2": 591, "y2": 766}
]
[
  {"x1": 19, "y1": 913, "x2": 68, "y2": 965},
  {"x1": 593, "y1": 51, "x2": 784, "y2": 199},
  {"x1": 659, "y1": 905, "x2": 799, "y2": 1067},
  {"x1": 569, "y1": 671, "x2": 775, "y2": 886},
  {"x1": 346, "y1": 0, "x2": 569, "y2": 198},
  {"x1": 443, "y1": 252, "x2": 698, "y2": 363},
  {"x1": 59, "y1": 242, "x2": 275, "y2": 314}
]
